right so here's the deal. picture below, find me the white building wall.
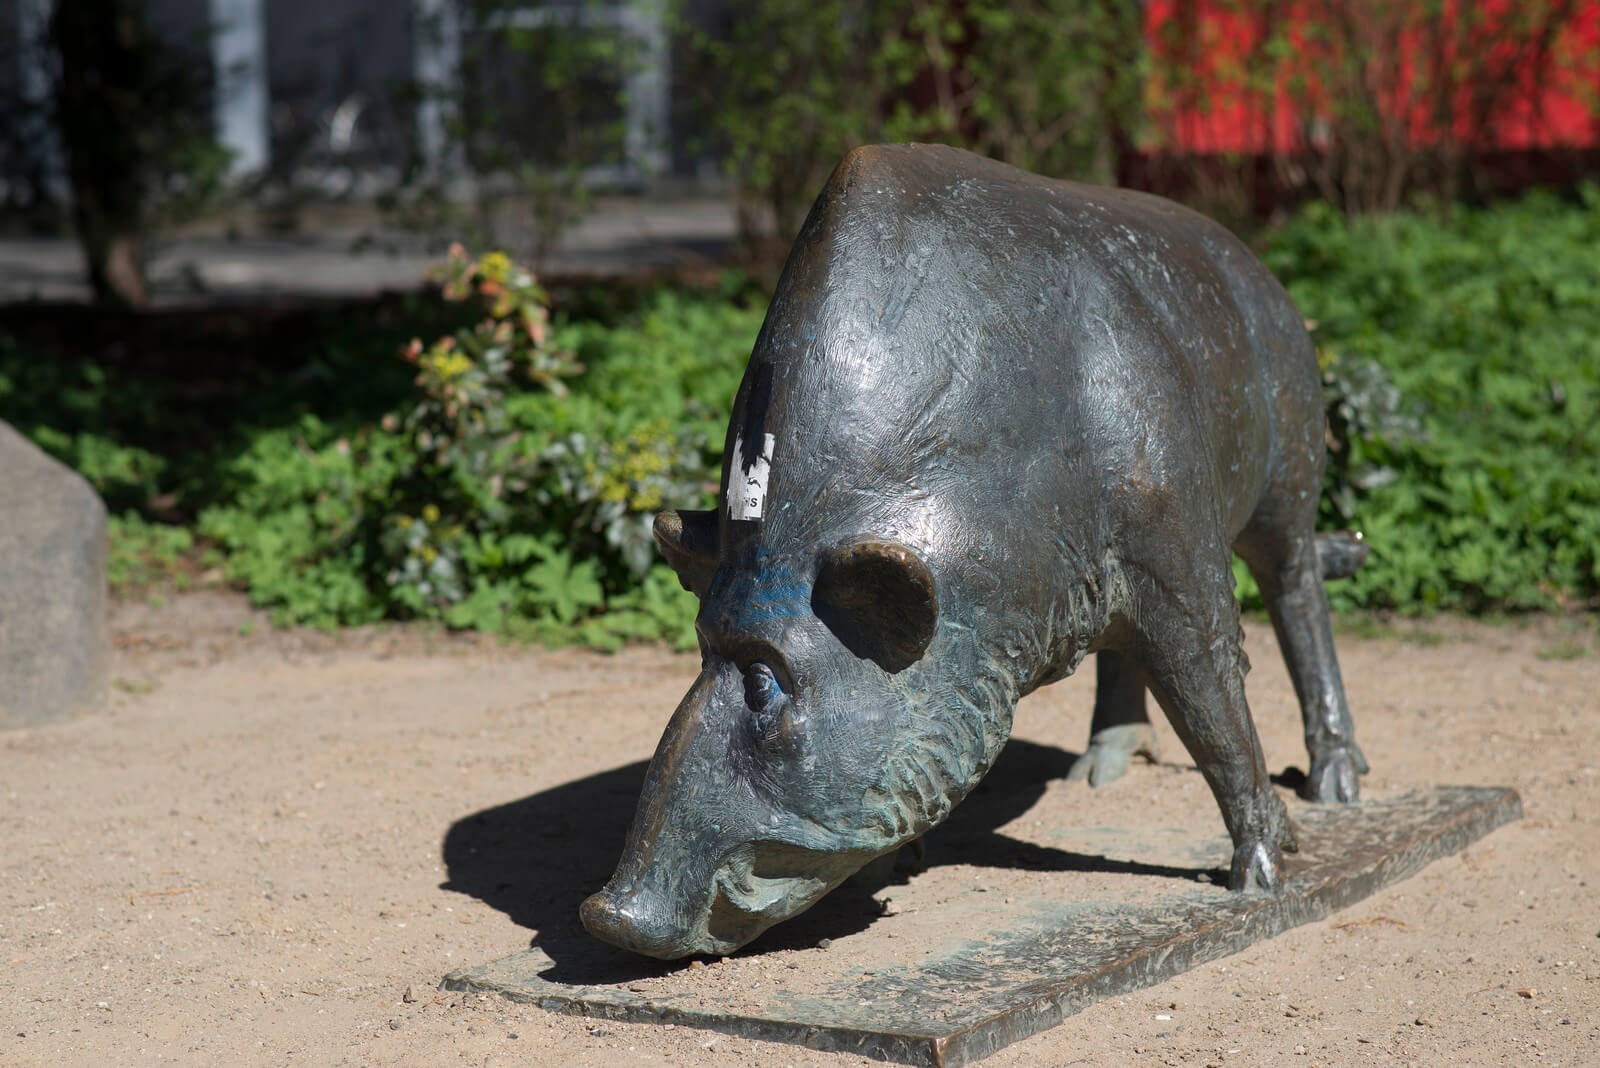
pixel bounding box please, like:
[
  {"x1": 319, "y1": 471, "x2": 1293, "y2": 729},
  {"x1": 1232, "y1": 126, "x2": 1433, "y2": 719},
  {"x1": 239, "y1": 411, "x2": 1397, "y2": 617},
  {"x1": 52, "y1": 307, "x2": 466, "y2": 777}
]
[{"x1": 209, "y1": 0, "x2": 271, "y2": 176}]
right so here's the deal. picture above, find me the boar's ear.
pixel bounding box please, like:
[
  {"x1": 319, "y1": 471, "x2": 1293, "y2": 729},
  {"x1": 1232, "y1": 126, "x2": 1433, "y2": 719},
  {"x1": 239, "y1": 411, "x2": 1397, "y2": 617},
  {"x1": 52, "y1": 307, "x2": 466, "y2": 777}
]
[
  {"x1": 812, "y1": 541, "x2": 938, "y2": 674},
  {"x1": 653, "y1": 509, "x2": 719, "y2": 596}
]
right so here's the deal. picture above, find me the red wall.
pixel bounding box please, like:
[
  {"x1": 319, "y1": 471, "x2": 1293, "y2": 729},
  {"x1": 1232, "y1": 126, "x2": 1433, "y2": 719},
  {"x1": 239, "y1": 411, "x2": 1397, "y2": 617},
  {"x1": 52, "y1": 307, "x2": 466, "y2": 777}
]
[{"x1": 1143, "y1": 0, "x2": 1600, "y2": 155}]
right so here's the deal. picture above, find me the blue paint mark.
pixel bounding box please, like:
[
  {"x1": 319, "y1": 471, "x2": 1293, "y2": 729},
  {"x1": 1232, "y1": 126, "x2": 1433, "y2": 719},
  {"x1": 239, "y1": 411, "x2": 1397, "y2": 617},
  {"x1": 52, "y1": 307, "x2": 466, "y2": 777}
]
[
  {"x1": 715, "y1": 554, "x2": 812, "y2": 627},
  {"x1": 746, "y1": 580, "x2": 806, "y2": 605},
  {"x1": 734, "y1": 602, "x2": 808, "y2": 626}
]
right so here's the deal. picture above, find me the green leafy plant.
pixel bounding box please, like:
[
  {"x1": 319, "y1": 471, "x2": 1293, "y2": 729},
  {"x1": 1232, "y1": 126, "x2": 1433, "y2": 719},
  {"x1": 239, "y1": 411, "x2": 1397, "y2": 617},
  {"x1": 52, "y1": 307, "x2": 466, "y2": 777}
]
[
  {"x1": 197, "y1": 249, "x2": 761, "y2": 644},
  {"x1": 15, "y1": 187, "x2": 1599, "y2": 646},
  {"x1": 106, "y1": 511, "x2": 196, "y2": 591},
  {"x1": 1263, "y1": 187, "x2": 1600, "y2": 613},
  {"x1": 374, "y1": 245, "x2": 581, "y2": 615}
]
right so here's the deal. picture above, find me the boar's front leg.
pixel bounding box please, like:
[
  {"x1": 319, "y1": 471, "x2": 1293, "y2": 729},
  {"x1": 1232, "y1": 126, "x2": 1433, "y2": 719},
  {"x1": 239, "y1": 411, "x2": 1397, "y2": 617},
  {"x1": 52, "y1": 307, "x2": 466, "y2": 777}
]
[
  {"x1": 1127, "y1": 552, "x2": 1297, "y2": 893},
  {"x1": 1066, "y1": 651, "x2": 1161, "y2": 787}
]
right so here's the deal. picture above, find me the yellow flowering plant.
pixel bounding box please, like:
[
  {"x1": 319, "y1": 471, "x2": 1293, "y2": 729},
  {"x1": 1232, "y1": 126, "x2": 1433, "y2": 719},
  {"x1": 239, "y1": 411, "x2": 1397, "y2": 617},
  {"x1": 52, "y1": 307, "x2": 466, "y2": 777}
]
[
  {"x1": 192, "y1": 250, "x2": 763, "y2": 643},
  {"x1": 381, "y1": 247, "x2": 582, "y2": 614}
]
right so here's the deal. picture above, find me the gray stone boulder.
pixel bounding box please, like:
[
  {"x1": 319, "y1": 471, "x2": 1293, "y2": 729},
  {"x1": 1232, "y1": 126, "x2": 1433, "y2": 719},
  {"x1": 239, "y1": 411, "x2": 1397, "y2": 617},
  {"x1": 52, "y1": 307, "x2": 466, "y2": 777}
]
[{"x1": 0, "y1": 421, "x2": 109, "y2": 727}]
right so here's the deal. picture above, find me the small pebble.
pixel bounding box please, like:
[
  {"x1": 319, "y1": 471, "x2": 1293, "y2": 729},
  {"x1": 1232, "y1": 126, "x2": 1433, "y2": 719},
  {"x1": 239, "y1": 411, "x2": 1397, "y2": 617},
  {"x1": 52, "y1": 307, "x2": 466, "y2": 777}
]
[
  {"x1": 402, "y1": 985, "x2": 417, "y2": 1004},
  {"x1": 817, "y1": 938, "x2": 833, "y2": 949},
  {"x1": 388, "y1": 1018, "x2": 403, "y2": 1030}
]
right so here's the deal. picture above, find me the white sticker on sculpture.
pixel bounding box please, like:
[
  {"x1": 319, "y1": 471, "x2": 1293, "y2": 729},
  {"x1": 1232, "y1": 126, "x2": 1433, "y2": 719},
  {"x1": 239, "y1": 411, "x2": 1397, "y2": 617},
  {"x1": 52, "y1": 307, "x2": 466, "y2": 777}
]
[{"x1": 728, "y1": 433, "x2": 775, "y2": 520}]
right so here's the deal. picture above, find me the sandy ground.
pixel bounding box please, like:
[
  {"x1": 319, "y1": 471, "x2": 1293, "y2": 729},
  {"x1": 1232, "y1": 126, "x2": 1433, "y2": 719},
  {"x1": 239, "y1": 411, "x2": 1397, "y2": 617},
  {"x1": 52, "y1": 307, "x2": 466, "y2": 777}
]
[{"x1": 3, "y1": 592, "x2": 1597, "y2": 1067}]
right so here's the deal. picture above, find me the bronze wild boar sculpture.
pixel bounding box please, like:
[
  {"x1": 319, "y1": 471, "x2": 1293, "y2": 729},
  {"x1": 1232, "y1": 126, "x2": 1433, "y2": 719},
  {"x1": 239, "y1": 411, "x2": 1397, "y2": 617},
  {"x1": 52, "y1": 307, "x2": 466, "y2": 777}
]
[{"x1": 581, "y1": 143, "x2": 1368, "y2": 960}]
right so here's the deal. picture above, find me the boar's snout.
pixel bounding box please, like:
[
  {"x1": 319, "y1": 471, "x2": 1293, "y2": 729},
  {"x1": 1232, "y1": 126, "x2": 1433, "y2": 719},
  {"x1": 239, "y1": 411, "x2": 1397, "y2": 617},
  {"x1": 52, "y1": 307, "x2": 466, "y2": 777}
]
[
  {"x1": 582, "y1": 842, "x2": 851, "y2": 959},
  {"x1": 579, "y1": 887, "x2": 692, "y2": 960}
]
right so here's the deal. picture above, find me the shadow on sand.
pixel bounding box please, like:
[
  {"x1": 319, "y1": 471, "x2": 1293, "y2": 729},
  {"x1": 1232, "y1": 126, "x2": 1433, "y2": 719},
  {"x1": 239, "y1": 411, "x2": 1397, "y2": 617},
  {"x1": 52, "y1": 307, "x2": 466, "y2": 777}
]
[{"x1": 440, "y1": 738, "x2": 1218, "y2": 984}]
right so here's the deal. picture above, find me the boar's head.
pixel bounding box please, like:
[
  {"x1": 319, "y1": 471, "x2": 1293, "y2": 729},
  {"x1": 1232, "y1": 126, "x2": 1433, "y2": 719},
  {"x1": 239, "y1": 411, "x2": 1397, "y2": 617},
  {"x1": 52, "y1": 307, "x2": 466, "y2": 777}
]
[{"x1": 580, "y1": 509, "x2": 1008, "y2": 959}]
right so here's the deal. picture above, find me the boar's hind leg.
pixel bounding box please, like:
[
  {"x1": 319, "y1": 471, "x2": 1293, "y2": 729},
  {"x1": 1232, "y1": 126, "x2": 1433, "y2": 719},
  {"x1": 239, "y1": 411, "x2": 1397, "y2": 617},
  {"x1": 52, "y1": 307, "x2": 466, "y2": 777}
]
[
  {"x1": 1236, "y1": 512, "x2": 1367, "y2": 805},
  {"x1": 1066, "y1": 651, "x2": 1160, "y2": 787},
  {"x1": 1132, "y1": 567, "x2": 1296, "y2": 894}
]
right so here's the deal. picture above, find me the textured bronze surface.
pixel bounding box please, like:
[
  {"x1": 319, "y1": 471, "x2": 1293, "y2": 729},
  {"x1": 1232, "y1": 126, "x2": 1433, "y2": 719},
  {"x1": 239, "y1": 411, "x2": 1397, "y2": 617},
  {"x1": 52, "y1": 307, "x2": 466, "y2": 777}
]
[
  {"x1": 444, "y1": 784, "x2": 1520, "y2": 1067},
  {"x1": 585, "y1": 143, "x2": 1372, "y2": 959}
]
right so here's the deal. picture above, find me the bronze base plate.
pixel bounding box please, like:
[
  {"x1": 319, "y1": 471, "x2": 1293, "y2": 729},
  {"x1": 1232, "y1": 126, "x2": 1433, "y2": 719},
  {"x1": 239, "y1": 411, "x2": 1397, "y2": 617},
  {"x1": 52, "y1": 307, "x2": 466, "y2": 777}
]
[{"x1": 442, "y1": 784, "x2": 1519, "y2": 1067}]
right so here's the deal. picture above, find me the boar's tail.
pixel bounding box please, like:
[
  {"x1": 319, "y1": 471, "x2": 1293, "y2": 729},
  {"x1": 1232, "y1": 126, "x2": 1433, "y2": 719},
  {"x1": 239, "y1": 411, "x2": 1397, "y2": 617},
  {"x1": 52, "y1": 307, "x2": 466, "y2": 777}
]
[{"x1": 1315, "y1": 530, "x2": 1369, "y2": 581}]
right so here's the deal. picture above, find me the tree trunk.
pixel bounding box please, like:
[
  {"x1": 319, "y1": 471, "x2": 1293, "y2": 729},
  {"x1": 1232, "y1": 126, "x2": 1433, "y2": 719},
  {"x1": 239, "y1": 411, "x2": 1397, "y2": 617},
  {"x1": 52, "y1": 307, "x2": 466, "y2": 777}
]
[{"x1": 50, "y1": 0, "x2": 152, "y2": 309}]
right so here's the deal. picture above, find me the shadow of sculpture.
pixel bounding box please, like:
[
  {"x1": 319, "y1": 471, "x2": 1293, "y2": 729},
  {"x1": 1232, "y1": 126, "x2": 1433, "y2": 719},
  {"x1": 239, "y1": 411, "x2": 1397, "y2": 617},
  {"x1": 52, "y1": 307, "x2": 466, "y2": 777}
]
[{"x1": 440, "y1": 738, "x2": 1221, "y2": 982}]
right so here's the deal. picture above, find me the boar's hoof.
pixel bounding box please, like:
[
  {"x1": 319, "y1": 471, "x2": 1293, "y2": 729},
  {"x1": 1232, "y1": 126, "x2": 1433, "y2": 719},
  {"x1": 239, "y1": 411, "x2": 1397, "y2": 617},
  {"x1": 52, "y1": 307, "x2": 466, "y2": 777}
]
[
  {"x1": 1229, "y1": 838, "x2": 1286, "y2": 894},
  {"x1": 1304, "y1": 743, "x2": 1369, "y2": 804},
  {"x1": 1066, "y1": 724, "x2": 1161, "y2": 787},
  {"x1": 1228, "y1": 797, "x2": 1298, "y2": 893}
]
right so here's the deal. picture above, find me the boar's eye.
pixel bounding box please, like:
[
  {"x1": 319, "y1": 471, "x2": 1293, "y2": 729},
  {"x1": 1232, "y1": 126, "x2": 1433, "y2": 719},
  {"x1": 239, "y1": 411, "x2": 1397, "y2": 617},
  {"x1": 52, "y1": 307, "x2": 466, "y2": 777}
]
[{"x1": 743, "y1": 662, "x2": 790, "y2": 743}]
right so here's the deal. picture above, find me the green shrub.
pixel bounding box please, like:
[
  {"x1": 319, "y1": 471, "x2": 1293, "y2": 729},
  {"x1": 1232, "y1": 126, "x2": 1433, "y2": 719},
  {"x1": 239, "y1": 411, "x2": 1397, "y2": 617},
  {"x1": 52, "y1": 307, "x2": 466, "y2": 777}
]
[
  {"x1": 0, "y1": 348, "x2": 167, "y2": 513},
  {"x1": 11, "y1": 188, "x2": 1600, "y2": 644},
  {"x1": 196, "y1": 251, "x2": 763, "y2": 643},
  {"x1": 106, "y1": 511, "x2": 196, "y2": 591},
  {"x1": 1262, "y1": 188, "x2": 1600, "y2": 612},
  {"x1": 206, "y1": 195, "x2": 1598, "y2": 636}
]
